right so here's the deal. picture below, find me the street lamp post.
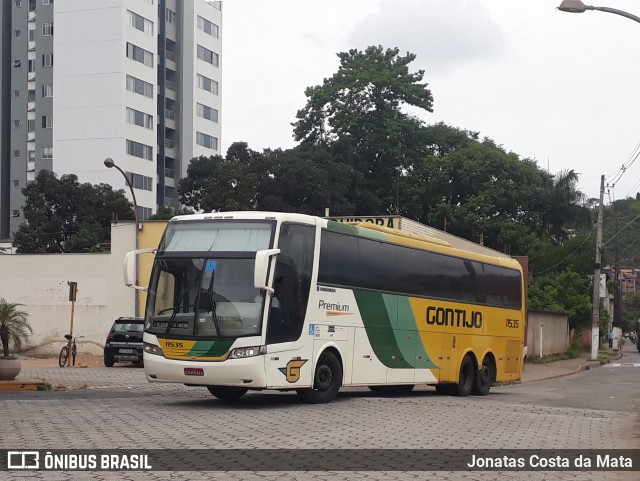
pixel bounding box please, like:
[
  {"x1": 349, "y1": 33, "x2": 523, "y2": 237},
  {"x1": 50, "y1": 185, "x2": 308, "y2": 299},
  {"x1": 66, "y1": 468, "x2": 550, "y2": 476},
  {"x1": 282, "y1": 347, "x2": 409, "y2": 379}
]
[
  {"x1": 591, "y1": 175, "x2": 604, "y2": 361},
  {"x1": 558, "y1": 0, "x2": 640, "y2": 24},
  {"x1": 558, "y1": 0, "x2": 640, "y2": 359},
  {"x1": 104, "y1": 157, "x2": 140, "y2": 317}
]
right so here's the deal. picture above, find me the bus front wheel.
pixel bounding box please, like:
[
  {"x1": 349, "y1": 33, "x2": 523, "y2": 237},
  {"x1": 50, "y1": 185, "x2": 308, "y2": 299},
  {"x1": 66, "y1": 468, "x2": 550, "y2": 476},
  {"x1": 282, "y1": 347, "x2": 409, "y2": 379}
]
[
  {"x1": 298, "y1": 351, "x2": 342, "y2": 404},
  {"x1": 207, "y1": 386, "x2": 248, "y2": 400},
  {"x1": 454, "y1": 355, "x2": 475, "y2": 397}
]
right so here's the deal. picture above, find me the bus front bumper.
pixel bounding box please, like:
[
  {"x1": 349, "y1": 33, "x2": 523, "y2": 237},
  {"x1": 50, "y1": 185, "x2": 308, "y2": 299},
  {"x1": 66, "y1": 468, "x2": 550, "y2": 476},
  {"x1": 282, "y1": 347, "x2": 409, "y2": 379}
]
[{"x1": 143, "y1": 353, "x2": 267, "y2": 388}]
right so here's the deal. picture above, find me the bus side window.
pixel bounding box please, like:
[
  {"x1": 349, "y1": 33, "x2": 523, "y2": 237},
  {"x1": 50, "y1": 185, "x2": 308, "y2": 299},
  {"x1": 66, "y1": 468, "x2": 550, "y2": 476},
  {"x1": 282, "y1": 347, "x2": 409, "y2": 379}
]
[{"x1": 266, "y1": 223, "x2": 315, "y2": 345}]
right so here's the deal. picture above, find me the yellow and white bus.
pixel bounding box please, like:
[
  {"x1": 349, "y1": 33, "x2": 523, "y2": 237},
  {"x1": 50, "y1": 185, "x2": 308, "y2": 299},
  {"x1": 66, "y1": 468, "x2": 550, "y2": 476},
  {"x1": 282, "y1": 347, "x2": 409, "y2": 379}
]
[{"x1": 125, "y1": 211, "x2": 525, "y2": 403}]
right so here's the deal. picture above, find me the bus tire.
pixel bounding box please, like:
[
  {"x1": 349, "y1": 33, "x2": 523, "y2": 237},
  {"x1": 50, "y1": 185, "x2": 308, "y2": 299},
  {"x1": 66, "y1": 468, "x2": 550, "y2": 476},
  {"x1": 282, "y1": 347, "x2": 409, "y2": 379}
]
[
  {"x1": 472, "y1": 358, "x2": 493, "y2": 396},
  {"x1": 454, "y1": 355, "x2": 475, "y2": 397},
  {"x1": 207, "y1": 386, "x2": 248, "y2": 400},
  {"x1": 298, "y1": 351, "x2": 342, "y2": 404}
]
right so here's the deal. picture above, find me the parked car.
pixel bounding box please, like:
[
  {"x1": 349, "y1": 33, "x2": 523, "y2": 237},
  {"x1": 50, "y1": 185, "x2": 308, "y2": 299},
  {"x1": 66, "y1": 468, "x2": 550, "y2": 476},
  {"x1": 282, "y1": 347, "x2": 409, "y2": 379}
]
[{"x1": 103, "y1": 317, "x2": 144, "y2": 367}]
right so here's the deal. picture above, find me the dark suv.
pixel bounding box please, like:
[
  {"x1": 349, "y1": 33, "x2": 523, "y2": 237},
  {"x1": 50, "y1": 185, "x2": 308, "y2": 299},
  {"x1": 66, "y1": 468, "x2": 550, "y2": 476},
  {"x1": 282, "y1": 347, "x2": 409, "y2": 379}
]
[{"x1": 103, "y1": 317, "x2": 144, "y2": 367}]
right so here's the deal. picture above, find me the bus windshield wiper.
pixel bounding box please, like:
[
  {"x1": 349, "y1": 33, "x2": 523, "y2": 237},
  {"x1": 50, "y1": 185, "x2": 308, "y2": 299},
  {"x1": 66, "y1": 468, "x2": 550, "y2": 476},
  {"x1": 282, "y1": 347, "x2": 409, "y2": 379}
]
[{"x1": 164, "y1": 290, "x2": 187, "y2": 336}]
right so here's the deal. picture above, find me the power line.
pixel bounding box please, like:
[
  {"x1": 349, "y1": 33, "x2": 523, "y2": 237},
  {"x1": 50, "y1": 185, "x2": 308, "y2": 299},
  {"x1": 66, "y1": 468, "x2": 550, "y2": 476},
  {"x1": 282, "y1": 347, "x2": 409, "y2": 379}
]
[{"x1": 531, "y1": 226, "x2": 596, "y2": 276}]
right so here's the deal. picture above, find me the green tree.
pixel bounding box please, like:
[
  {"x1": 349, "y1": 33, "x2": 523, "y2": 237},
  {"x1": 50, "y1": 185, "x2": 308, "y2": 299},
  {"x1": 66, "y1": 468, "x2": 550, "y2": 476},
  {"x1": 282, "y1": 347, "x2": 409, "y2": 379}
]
[
  {"x1": 293, "y1": 45, "x2": 434, "y2": 212},
  {"x1": 0, "y1": 298, "x2": 32, "y2": 358},
  {"x1": 529, "y1": 269, "x2": 592, "y2": 331},
  {"x1": 13, "y1": 170, "x2": 134, "y2": 253},
  {"x1": 150, "y1": 206, "x2": 195, "y2": 220},
  {"x1": 541, "y1": 170, "x2": 591, "y2": 244},
  {"x1": 178, "y1": 142, "x2": 270, "y2": 212}
]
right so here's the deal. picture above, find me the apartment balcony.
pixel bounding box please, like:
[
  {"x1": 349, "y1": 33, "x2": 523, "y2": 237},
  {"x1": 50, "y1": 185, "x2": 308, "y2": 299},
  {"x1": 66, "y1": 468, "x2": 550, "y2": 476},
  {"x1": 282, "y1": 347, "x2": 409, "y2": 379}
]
[
  {"x1": 28, "y1": 12, "x2": 36, "y2": 22},
  {"x1": 164, "y1": 139, "x2": 176, "y2": 156},
  {"x1": 164, "y1": 108, "x2": 176, "y2": 128},
  {"x1": 165, "y1": 81, "x2": 176, "y2": 100},
  {"x1": 165, "y1": 50, "x2": 177, "y2": 71},
  {"x1": 164, "y1": 175, "x2": 176, "y2": 188}
]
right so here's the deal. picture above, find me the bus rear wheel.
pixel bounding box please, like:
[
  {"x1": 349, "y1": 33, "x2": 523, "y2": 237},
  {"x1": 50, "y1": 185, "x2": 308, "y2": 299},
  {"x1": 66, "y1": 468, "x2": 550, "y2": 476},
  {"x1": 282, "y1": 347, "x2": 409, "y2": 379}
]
[
  {"x1": 453, "y1": 355, "x2": 475, "y2": 397},
  {"x1": 298, "y1": 351, "x2": 342, "y2": 404},
  {"x1": 472, "y1": 358, "x2": 494, "y2": 396},
  {"x1": 207, "y1": 386, "x2": 248, "y2": 400}
]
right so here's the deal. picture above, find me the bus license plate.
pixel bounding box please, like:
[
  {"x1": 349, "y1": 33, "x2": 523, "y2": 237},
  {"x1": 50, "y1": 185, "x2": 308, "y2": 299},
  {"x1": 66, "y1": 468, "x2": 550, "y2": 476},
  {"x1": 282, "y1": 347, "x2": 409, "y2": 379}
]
[
  {"x1": 119, "y1": 349, "x2": 133, "y2": 354},
  {"x1": 184, "y1": 368, "x2": 204, "y2": 376}
]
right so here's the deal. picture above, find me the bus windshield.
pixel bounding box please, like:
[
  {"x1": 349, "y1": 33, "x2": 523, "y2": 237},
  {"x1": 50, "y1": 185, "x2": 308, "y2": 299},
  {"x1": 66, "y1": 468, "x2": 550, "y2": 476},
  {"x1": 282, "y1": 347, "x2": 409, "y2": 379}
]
[{"x1": 146, "y1": 257, "x2": 263, "y2": 338}]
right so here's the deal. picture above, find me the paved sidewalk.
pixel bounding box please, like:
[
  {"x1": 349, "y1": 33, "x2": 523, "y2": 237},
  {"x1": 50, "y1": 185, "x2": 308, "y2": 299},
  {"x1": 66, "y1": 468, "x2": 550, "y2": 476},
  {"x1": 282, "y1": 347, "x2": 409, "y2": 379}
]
[{"x1": 7, "y1": 345, "x2": 628, "y2": 392}]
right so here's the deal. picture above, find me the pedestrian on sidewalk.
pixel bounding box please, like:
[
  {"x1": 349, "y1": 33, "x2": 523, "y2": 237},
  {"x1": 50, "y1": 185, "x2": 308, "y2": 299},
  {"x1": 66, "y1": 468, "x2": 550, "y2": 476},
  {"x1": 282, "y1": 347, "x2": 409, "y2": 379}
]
[{"x1": 608, "y1": 330, "x2": 614, "y2": 349}]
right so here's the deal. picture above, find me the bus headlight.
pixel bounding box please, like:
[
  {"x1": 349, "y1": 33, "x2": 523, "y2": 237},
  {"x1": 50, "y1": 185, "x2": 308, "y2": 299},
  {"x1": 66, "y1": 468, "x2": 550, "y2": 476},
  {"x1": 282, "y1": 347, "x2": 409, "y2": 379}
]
[
  {"x1": 144, "y1": 342, "x2": 164, "y2": 357},
  {"x1": 229, "y1": 346, "x2": 266, "y2": 359}
]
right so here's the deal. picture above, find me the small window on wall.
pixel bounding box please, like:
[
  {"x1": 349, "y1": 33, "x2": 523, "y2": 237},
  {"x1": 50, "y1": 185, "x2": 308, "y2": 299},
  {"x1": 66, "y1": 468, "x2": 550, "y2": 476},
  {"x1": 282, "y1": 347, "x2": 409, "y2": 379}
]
[
  {"x1": 12, "y1": 210, "x2": 20, "y2": 218},
  {"x1": 13, "y1": 180, "x2": 20, "y2": 187}
]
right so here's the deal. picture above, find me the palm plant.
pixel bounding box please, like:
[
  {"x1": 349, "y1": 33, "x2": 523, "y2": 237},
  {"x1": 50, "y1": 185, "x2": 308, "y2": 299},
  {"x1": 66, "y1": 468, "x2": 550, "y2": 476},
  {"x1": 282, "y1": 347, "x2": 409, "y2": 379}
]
[{"x1": 0, "y1": 298, "x2": 32, "y2": 358}]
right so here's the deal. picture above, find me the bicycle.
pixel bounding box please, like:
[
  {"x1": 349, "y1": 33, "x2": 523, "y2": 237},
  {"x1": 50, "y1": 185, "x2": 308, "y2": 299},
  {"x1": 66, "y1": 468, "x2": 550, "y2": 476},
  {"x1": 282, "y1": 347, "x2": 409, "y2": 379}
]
[{"x1": 58, "y1": 334, "x2": 82, "y2": 368}]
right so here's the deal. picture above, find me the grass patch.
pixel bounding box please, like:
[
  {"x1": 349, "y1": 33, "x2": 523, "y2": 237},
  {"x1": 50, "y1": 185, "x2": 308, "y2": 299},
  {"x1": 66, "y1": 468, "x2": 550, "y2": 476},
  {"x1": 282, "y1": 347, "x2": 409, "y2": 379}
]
[{"x1": 36, "y1": 383, "x2": 53, "y2": 391}]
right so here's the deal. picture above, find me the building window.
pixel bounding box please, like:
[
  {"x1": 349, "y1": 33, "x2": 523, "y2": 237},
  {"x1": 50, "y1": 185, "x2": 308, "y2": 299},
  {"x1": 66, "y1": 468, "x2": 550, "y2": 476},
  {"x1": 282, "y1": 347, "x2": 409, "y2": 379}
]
[
  {"x1": 197, "y1": 74, "x2": 218, "y2": 95},
  {"x1": 13, "y1": 60, "x2": 21, "y2": 68},
  {"x1": 13, "y1": 150, "x2": 20, "y2": 158},
  {"x1": 139, "y1": 206, "x2": 153, "y2": 220},
  {"x1": 13, "y1": 90, "x2": 20, "y2": 98},
  {"x1": 12, "y1": 210, "x2": 20, "y2": 218},
  {"x1": 197, "y1": 45, "x2": 218, "y2": 66},
  {"x1": 126, "y1": 172, "x2": 153, "y2": 191},
  {"x1": 128, "y1": 10, "x2": 153, "y2": 35},
  {"x1": 166, "y1": 8, "x2": 176, "y2": 24},
  {"x1": 42, "y1": 0, "x2": 53, "y2": 5},
  {"x1": 13, "y1": 180, "x2": 20, "y2": 187},
  {"x1": 13, "y1": 120, "x2": 21, "y2": 128},
  {"x1": 126, "y1": 108, "x2": 153, "y2": 129},
  {"x1": 28, "y1": 0, "x2": 35, "y2": 12},
  {"x1": 28, "y1": 59, "x2": 35, "y2": 72},
  {"x1": 28, "y1": 29, "x2": 35, "y2": 42},
  {"x1": 42, "y1": 23, "x2": 53, "y2": 36},
  {"x1": 27, "y1": 119, "x2": 35, "y2": 132},
  {"x1": 126, "y1": 139, "x2": 153, "y2": 160},
  {"x1": 28, "y1": 151, "x2": 35, "y2": 161},
  {"x1": 15, "y1": 30, "x2": 21, "y2": 38},
  {"x1": 196, "y1": 131, "x2": 218, "y2": 150},
  {"x1": 126, "y1": 43, "x2": 153, "y2": 67},
  {"x1": 42, "y1": 53, "x2": 53, "y2": 67},
  {"x1": 42, "y1": 146, "x2": 53, "y2": 159},
  {"x1": 15, "y1": 0, "x2": 21, "y2": 7},
  {"x1": 196, "y1": 103, "x2": 218, "y2": 123},
  {"x1": 197, "y1": 16, "x2": 219, "y2": 38},
  {"x1": 126, "y1": 75, "x2": 153, "y2": 98},
  {"x1": 41, "y1": 115, "x2": 52, "y2": 128},
  {"x1": 28, "y1": 89, "x2": 36, "y2": 101},
  {"x1": 42, "y1": 84, "x2": 53, "y2": 97}
]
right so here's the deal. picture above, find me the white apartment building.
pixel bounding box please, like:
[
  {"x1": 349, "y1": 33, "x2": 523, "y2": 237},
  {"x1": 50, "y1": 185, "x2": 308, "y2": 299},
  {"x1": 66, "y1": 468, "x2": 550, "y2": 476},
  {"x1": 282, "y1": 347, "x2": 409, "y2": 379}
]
[{"x1": 0, "y1": 0, "x2": 222, "y2": 237}]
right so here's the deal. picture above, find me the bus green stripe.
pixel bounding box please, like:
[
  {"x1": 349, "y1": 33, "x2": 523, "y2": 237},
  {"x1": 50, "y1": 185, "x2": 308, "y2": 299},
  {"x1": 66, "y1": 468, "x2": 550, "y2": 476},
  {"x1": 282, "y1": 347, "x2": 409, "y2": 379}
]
[
  {"x1": 397, "y1": 296, "x2": 438, "y2": 369},
  {"x1": 354, "y1": 291, "x2": 413, "y2": 369},
  {"x1": 187, "y1": 340, "x2": 235, "y2": 357}
]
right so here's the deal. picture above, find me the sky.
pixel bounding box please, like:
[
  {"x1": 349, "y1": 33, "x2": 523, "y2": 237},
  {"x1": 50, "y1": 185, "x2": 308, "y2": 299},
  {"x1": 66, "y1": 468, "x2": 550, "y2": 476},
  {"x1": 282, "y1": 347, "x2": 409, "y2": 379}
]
[{"x1": 221, "y1": 0, "x2": 640, "y2": 203}]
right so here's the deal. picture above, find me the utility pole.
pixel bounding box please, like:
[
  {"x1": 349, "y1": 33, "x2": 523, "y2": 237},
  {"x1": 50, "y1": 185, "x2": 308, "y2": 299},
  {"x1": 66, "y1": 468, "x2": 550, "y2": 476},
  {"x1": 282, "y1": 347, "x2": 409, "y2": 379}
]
[{"x1": 591, "y1": 175, "x2": 605, "y2": 361}]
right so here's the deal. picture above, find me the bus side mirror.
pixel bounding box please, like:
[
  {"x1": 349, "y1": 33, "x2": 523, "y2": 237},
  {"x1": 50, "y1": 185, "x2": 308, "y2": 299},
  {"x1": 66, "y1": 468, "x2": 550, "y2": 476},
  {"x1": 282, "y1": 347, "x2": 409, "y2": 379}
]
[
  {"x1": 254, "y1": 249, "x2": 280, "y2": 294},
  {"x1": 124, "y1": 248, "x2": 156, "y2": 291}
]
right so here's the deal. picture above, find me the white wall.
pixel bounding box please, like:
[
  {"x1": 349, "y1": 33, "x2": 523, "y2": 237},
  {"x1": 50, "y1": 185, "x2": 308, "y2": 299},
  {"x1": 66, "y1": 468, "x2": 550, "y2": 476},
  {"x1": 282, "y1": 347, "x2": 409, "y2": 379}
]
[
  {"x1": 527, "y1": 310, "x2": 570, "y2": 359},
  {"x1": 0, "y1": 223, "x2": 136, "y2": 356}
]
